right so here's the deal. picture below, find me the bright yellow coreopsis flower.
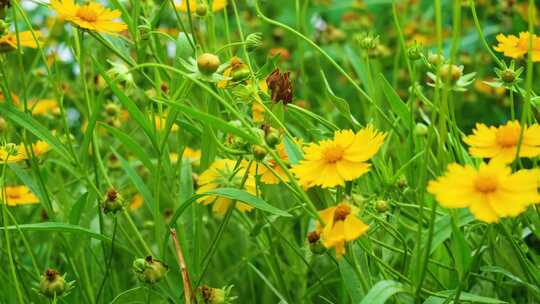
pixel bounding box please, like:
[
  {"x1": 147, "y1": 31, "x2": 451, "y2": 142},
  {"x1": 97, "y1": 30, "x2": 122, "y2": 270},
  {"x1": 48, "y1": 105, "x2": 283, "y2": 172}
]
[
  {"x1": 252, "y1": 142, "x2": 290, "y2": 185},
  {"x1": 196, "y1": 159, "x2": 256, "y2": 215},
  {"x1": 2, "y1": 186, "x2": 39, "y2": 206},
  {"x1": 316, "y1": 202, "x2": 369, "y2": 258},
  {"x1": 464, "y1": 121, "x2": 540, "y2": 164},
  {"x1": 29, "y1": 99, "x2": 60, "y2": 116},
  {"x1": 0, "y1": 141, "x2": 51, "y2": 164},
  {"x1": 0, "y1": 31, "x2": 41, "y2": 50},
  {"x1": 428, "y1": 161, "x2": 540, "y2": 223},
  {"x1": 494, "y1": 32, "x2": 540, "y2": 61},
  {"x1": 50, "y1": 0, "x2": 127, "y2": 34},
  {"x1": 291, "y1": 127, "x2": 386, "y2": 188},
  {"x1": 177, "y1": 0, "x2": 228, "y2": 13}
]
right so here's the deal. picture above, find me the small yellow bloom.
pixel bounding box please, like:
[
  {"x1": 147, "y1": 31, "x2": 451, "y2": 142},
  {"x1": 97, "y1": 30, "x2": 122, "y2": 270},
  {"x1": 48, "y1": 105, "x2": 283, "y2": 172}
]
[
  {"x1": 196, "y1": 159, "x2": 255, "y2": 216},
  {"x1": 291, "y1": 126, "x2": 386, "y2": 188},
  {"x1": 2, "y1": 186, "x2": 39, "y2": 206},
  {"x1": 153, "y1": 114, "x2": 179, "y2": 132},
  {"x1": 494, "y1": 32, "x2": 540, "y2": 61},
  {"x1": 51, "y1": 0, "x2": 127, "y2": 34},
  {"x1": 29, "y1": 99, "x2": 60, "y2": 116},
  {"x1": 464, "y1": 121, "x2": 540, "y2": 164},
  {"x1": 177, "y1": 0, "x2": 228, "y2": 13},
  {"x1": 170, "y1": 148, "x2": 201, "y2": 166},
  {"x1": 316, "y1": 202, "x2": 369, "y2": 258},
  {"x1": 0, "y1": 141, "x2": 51, "y2": 164},
  {"x1": 0, "y1": 31, "x2": 41, "y2": 50},
  {"x1": 428, "y1": 161, "x2": 540, "y2": 223},
  {"x1": 129, "y1": 194, "x2": 144, "y2": 211}
]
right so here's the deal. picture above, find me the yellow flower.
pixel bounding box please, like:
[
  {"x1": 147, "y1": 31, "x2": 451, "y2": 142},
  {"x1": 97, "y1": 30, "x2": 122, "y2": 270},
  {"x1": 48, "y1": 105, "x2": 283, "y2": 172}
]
[
  {"x1": 170, "y1": 148, "x2": 201, "y2": 166},
  {"x1": 291, "y1": 126, "x2": 386, "y2": 188},
  {"x1": 0, "y1": 31, "x2": 41, "y2": 50},
  {"x1": 252, "y1": 100, "x2": 265, "y2": 123},
  {"x1": 50, "y1": 0, "x2": 127, "y2": 34},
  {"x1": 494, "y1": 32, "x2": 540, "y2": 61},
  {"x1": 129, "y1": 194, "x2": 144, "y2": 211},
  {"x1": 196, "y1": 159, "x2": 255, "y2": 216},
  {"x1": 0, "y1": 141, "x2": 51, "y2": 164},
  {"x1": 316, "y1": 202, "x2": 369, "y2": 258},
  {"x1": 177, "y1": 0, "x2": 228, "y2": 13},
  {"x1": 153, "y1": 114, "x2": 179, "y2": 132},
  {"x1": 464, "y1": 121, "x2": 540, "y2": 164},
  {"x1": 2, "y1": 186, "x2": 39, "y2": 206},
  {"x1": 29, "y1": 99, "x2": 60, "y2": 116},
  {"x1": 428, "y1": 161, "x2": 540, "y2": 223}
]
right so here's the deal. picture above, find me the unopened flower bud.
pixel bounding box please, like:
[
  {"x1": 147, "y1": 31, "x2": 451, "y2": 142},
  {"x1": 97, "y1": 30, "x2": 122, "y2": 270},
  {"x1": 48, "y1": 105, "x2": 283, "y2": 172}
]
[
  {"x1": 252, "y1": 145, "x2": 267, "y2": 161},
  {"x1": 0, "y1": 20, "x2": 8, "y2": 35},
  {"x1": 414, "y1": 122, "x2": 428, "y2": 136},
  {"x1": 264, "y1": 128, "x2": 281, "y2": 148},
  {"x1": 231, "y1": 66, "x2": 251, "y2": 82},
  {"x1": 407, "y1": 44, "x2": 422, "y2": 61},
  {"x1": 38, "y1": 269, "x2": 74, "y2": 299},
  {"x1": 501, "y1": 69, "x2": 517, "y2": 84},
  {"x1": 196, "y1": 3, "x2": 208, "y2": 17},
  {"x1": 104, "y1": 102, "x2": 121, "y2": 117},
  {"x1": 199, "y1": 285, "x2": 236, "y2": 304},
  {"x1": 101, "y1": 188, "x2": 125, "y2": 214},
  {"x1": 307, "y1": 231, "x2": 326, "y2": 255},
  {"x1": 197, "y1": 53, "x2": 221, "y2": 75},
  {"x1": 246, "y1": 32, "x2": 262, "y2": 52},
  {"x1": 375, "y1": 200, "x2": 389, "y2": 213},
  {"x1": 133, "y1": 256, "x2": 169, "y2": 284},
  {"x1": 439, "y1": 64, "x2": 462, "y2": 83},
  {"x1": 427, "y1": 53, "x2": 445, "y2": 66}
]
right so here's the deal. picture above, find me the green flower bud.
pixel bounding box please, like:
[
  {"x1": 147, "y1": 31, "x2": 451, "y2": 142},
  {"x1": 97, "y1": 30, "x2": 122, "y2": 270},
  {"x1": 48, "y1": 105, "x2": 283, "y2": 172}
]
[
  {"x1": 133, "y1": 256, "x2": 169, "y2": 284},
  {"x1": 264, "y1": 127, "x2": 281, "y2": 148},
  {"x1": 439, "y1": 64, "x2": 462, "y2": 84},
  {"x1": 427, "y1": 53, "x2": 445, "y2": 66},
  {"x1": 0, "y1": 20, "x2": 8, "y2": 35},
  {"x1": 502, "y1": 69, "x2": 517, "y2": 84},
  {"x1": 101, "y1": 188, "x2": 125, "y2": 214},
  {"x1": 231, "y1": 66, "x2": 251, "y2": 82},
  {"x1": 104, "y1": 102, "x2": 121, "y2": 117},
  {"x1": 307, "y1": 231, "x2": 326, "y2": 255},
  {"x1": 197, "y1": 53, "x2": 221, "y2": 75},
  {"x1": 414, "y1": 123, "x2": 428, "y2": 136},
  {"x1": 199, "y1": 285, "x2": 237, "y2": 304},
  {"x1": 252, "y1": 145, "x2": 267, "y2": 161},
  {"x1": 196, "y1": 3, "x2": 208, "y2": 17},
  {"x1": 375, "y1": 200, "x2": 389, "y2": 213},
  {"x1": 38, "y1": 269, "x2": 74, "y2": 299},
  {"x1": 245, "y1": 32, "x2": 262, "y2": 52},
  {"x1": 407, "y1": 44, "x2": 422, "y2": 61}
]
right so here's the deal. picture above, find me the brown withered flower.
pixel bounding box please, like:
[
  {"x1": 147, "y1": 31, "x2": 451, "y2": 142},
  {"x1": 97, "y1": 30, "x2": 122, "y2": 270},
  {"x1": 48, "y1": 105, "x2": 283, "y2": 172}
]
[{"x1": 266, "y1": 69, "x2": 293, "y2": 105}]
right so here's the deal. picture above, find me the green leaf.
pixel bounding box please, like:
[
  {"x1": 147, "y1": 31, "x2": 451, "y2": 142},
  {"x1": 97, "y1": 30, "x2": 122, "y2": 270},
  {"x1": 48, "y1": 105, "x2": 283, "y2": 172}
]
[
  {"x1": 160, "y1": 98, "x2": 259, "y2": 144},
  {"x1": 360, "y1": 280, "x2": 407, "y2": 304},
  {"x1": 0, "y1": 104, "x2": 71, "y2": 159},
  {"x1": 283, "y1": 136, "x2": 303, "y2": 165},
  {"x1": 428, "y1": 291, "x2": 507, "y2": 304},
  {"x1": 379, "y1": 73, "x2": 412, "y2": 127},
  {"x1": 101, "y1": 123, "x2": 155, "y2": 172},
  {"x1": 339, "y1": 259, "x2": 364, "y2": 302},
  {"x1": 69, "y1": 192, "x2": 89, "y2": 225},
  {"x1": 450, "y1": 213, "x2": 472, "y2": 277},
  {"x1": 321, "y1": 71, "x2": 357, "y2": 127},
  {"x1": 204, "y1": 188, "x2": 291, "y2": 217},
  {"x1": 0, "y1": 222, "x2": 130, "y2": 252},
  {"x1": 113, "y1": 150, "x2": 156, "y2": 215},
  {"x1": 93, "y1": 57, "x2": 159, "y2": 150}
]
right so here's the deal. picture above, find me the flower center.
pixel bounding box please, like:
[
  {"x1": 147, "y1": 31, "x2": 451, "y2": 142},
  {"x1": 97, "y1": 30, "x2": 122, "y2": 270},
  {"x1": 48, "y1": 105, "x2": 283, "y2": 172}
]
[
  {"x1": 495, "y1": 124, "x2": 521, "y2": 148},
  {"x1": 76, "y1": 5, "x2": 99, "y2": 22},
  {"x1": 323, "y1": 145, "x2": 344, "y2": 163},
  {"x1": 474, "y1": 175, "x2": 498, "y2": 194},
  {"x1": 334, "y1": 204, "x2": 351, "y2": 221}
]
